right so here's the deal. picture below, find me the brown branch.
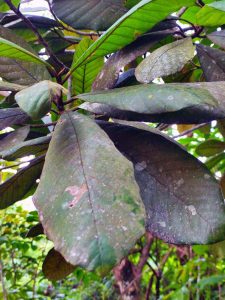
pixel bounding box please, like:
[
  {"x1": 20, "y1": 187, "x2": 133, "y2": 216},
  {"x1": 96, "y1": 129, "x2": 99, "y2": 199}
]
[{"x1": 173, "y1": 123, "x2": 208, "y2": 138}]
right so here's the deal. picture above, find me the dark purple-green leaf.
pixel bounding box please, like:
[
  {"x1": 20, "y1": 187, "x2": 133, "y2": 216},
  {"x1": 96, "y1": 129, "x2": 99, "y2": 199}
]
[
  {"x1": 0, "y1": 108, "x2": 30, "y2": 130},
  {"x1": 99, "y1": 122, "x2": 225, "y2": 244}
]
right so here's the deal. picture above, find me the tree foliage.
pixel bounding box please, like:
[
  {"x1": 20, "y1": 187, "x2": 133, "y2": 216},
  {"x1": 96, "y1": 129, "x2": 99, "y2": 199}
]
[{"x1": 1, "y1": 0, "x2": 225, "y2": 299}]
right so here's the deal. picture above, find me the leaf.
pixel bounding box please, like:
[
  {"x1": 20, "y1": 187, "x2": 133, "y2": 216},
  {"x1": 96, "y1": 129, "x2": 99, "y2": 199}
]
[
  {"x1": 196, "y1": 1, "x2": 225, "y2": 26},
  {"x1": 51, "y1": 0, "x2": 128, "y2": 31},
  {"x1": 15, "y1": 81, "x2": 65, "y2": 120},
  {"x1": 0, "y1": 135, "x2": 51, "y2": 161},
  {"x1": 218, "y1": 119, "x2": 225, "y2": 138},
  {"x1": 0, "y1": 155, "x2": 45, "y2": 209},
  {"x1": 198, "y1": 275, "x2": 225, "y2": 290},
  {"x1": 196, "y1": 44, "x2": 225, "y2": 81},
  {"x1": 220, "y1": 173, "x2": 225, "y2": 197},
  {"x1": 205, "y1": 153, "x2": 225, "y2": 169},
  {"x1": 43, "y1": 248, "x2": 75, "y2": 281},
  {"x1": 207, "y1": 30, "x2": 225, "y2": 50},
  {"x1": 135, "y1": 37, "x2": 195, "y2": 83},
  {"x1": 0, "y1": 81, "x2": 26, "y2": 92},
  {"x1": 72, "y1": 38, "x2": 104, "y2": 95},
  {"x1": 99, "y1": 121, "x2": 225, "y2": 244},
  {"x1": 0, "y1": 126, "x2": 30, "y2": 153},
  {"x1": 70, "y1": 0, "x2": 195, "y2": 74},
  {"x1": 79, "y1": 82, "x2": 225, "y2": 124},
  {"x1": 0, "y1": 0, "x2": 19, "y2": 12},
  {"x1": 0, "y1": 108, "x2": 30, "y2": 130},
  {"x1": 26, "y1": 223, "x2": 44, "y2": 238},
  {"x1": 92, "y1": 23, "x2": 176, "y2": 90},
  {"x1": 196, "y1": 140, "x2": 225, "y2": 157},
  {"x1": 0, "y1": 36, "x2": 50, "y2": 67},
  {"x1": 33, "y1": 112, "x2": 145, "y2": 272},
  {"x1": 0, "y1": 26, "x2": 50, "y2": 85}
]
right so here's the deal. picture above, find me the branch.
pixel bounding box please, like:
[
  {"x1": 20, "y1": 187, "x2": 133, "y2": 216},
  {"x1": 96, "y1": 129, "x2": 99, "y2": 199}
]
[
  {"x1": 173, "y1": 123, "x2": 208, "y2": 139},
  {"x1": 4, "y1": 0, "x2": 68, "y2": 76}
]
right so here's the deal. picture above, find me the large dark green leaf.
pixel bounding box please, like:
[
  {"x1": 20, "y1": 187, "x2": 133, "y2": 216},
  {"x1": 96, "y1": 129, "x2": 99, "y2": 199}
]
[
  {"x1": 0, "y1": 135, "x2": 51, "y2": 161},
  {"x1": 33, "y1": 112, "x2": 145, "y2": 272},
  {"x1": 70, "y1": 0, "x2": 194, "y2": 74},
  {"x1": 0, "y1": 155, "x2": 45, "y2": 209},
  {"x1": 0, "y1": 126, "x2": 30, "y2": 153},
  {"x1": 135, "y1": 37, "x2": 195, "y2": 83},
  {"x1": 72, "y1": 38, "x2": 104, "y2": 95},
  {"x1": 0, "y1": 26, "x2": 50, "y2": 85},
  {"x1": 0, "y1": 108, "x2": 30, "y2": 130},
  {"x1": 99, "y1": 122, "x2": 225, "y2": 244},
  {"x1": 51, "y1": 0, "x2": 128, "y2": 31},
  {"x1": 79, "y1": 82, "x2": 225, "y2": 124},
  {"x1": 196, "y1": 45, "x2": 225, "y2": 82},
  {"x1": 15, "y1": 81, "x2": 65, "y2": 120},
  {"x1": 43, "y1": 248, "x2": 75, "y2": 281}
]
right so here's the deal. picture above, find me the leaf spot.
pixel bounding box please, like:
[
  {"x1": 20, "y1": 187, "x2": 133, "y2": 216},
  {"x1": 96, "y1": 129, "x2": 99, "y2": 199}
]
[
  {"x1": 158, "y1": 221, "x2": 166, "y2": 227},
  {"x1": 185, "y1": 205, "x2": 197, "y2": 216},
  {"x1": 65, "y1": 184, "x2": 88, "y2": 208},
  {"x1": 135, "y1": 161, "x2": 147, "y2": 171}
]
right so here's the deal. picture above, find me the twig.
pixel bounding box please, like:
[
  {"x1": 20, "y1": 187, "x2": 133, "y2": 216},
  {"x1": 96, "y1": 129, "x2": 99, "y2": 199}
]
[
  {"x1": 145, "y1": 275, "x2": 154, "y2": 300},
  {"x1": 173, "y1": 123, "x2": 208, "y2": 138},
  {"x1": 29, "y1": 122, "x2": 57, "y2": 128}
]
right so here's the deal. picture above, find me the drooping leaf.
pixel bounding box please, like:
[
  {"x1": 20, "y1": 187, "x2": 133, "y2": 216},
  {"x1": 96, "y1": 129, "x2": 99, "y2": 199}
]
[
  {"x1": 196, "y1": 1, "x2": 225, "y2": 26},
  {"x1": 43, "y1": 248, "x2": 75, "y2": 281},
  {"x1": 33, "y1": 112, "x2": 145, "y2": 272},
  {"x1": 51, "y1": 0, "x2": 128, "y2": 31},
  {"x1": 0, "y1": 108, "x2": 30, "y2": 130},
  {"x1": 72, "y1": 38, "x2": 104, "y2": 95},
  {"x1": 0, "y1": 155, "x2": 45, "y2": 209},
  {"x1": 0, "y1": 126, "x2": 30, "y2": 153},
  {"x1": 26, "y1": 223, "x2": 44, "y2": 238},
  {"x1": 70, "y1": 0, "x2": 195, "y2": 74},
  {"x1": 99, "y1": 121, "x2": 225, "y2": 244},
  {"x1": 0, "y1": 26, "x2": 50, "y2": 85},
  {"x1": 207, "y1": 30, "x2": 225, "y2": 50},
  {"x1": 0, "y1": 135, "x2": 51, "y2": 161},
  {"x1": 196, "y1": 139, "x2": 225, "y2": 157},
  {"x1": 15, "y1": 81, "x2": 65, "y2": 120},
  {"x1": 218, "y1": 119, "x2": 225, "y2": 138},
  {"x1": 79, "y1": 82, "x2": 225, "y2": 124},
  {"x1": 196, "y1": 44, "x2": 225, "y2": 81},
  {"x1": 135, "y1": 37, "x2": 195, "y2": 83},
  {"x1": 206, "y1": 153, "x2": 225, "y2": 169},
  {"x1": 92, "y1": 23, "x2": 176, "y2": 90}
]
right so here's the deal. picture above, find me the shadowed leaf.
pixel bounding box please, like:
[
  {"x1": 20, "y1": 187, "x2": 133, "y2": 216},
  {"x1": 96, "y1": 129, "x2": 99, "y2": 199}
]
[
  {"x1": 0, "y1": 108, "x2": 30, "y2": 130},
  {"x1": 0, "y1": 126, "x2": 30, "y2": 152},
  {"x1": 43, "y1": 248, "x2": 75, "y2": 281},
  {"x1": 26, "y1": 223, "x2": 44, "y2": 238},
  {"x1": 0, "y1": 155, "x2": 45, "y2": 209},
  {"x1": 196, "y1": 140, "x2": 225, "y2": 157},
  {"x1": 99, "y1": 121, "x2": 225, "y2": 244},
  {"x1": 207, "y1": 30, "x2": 225, "y2": 50}
]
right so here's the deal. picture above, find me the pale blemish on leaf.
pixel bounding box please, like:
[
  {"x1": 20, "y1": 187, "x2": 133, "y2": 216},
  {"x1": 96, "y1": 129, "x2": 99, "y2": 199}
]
[
  {"x1": 65, "y1": 184, "x2": 88, "y2": 208},
  {"x1": 185, "y1": 205, "x2": 197, "y2": 216}
]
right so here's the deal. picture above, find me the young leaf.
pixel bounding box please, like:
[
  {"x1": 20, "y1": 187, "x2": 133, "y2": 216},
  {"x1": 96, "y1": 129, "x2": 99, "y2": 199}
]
[
  {"x1": 0, "y1": 135, "x2": 51, "y2": 161},
  {"x1": 51, "y1": 0, "x2": 128, "y2": 31},
  {"x1": 43, "y1": 248, "x2": 75, "y2": 281},
  {"x1": 196, "y1": 140, "x2": 225, "y2": 157},
  {"x1": 33, "y1": 112, "x2": 145, "y2": 272},
  {"x1": 196, "y1": 44, "x2": 225, "y2": 81},
  {"x1": 135, "y1": 37, "x2": 195, "y2": 83},
  {"x1": 196, "y1": 1, "x2": 225, "y2": 26},
  {"x1": 79, "y1": 82, "x2": 225, "y2": 124},
  {"x1": 0, "y1": 126, "x2": 30, "y2": 153},
  {"x1": 99, "y1": 122, "x2": 225, "y2": 244},
  {"x1": 0, "y1": 155, "x2": 45, "y2": 209},
  {"x1": 70, "y1": 0, "x2": 195, "y2": 75},
  {"x1": 15, "y1": 81, "x2": 65, "y2": 120},
  {"x1": 72, "y1": 38, "x2": 104, "y2": 95},
  {"x1": 0, "y1": 108, "x2": 30, "y2": 130},
  {"x1": 0, "y1": 37, "x2": 51, "y2": 67},
  {"x1": 0, "y1": 26, "x2": 50, "y2": 85}
]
